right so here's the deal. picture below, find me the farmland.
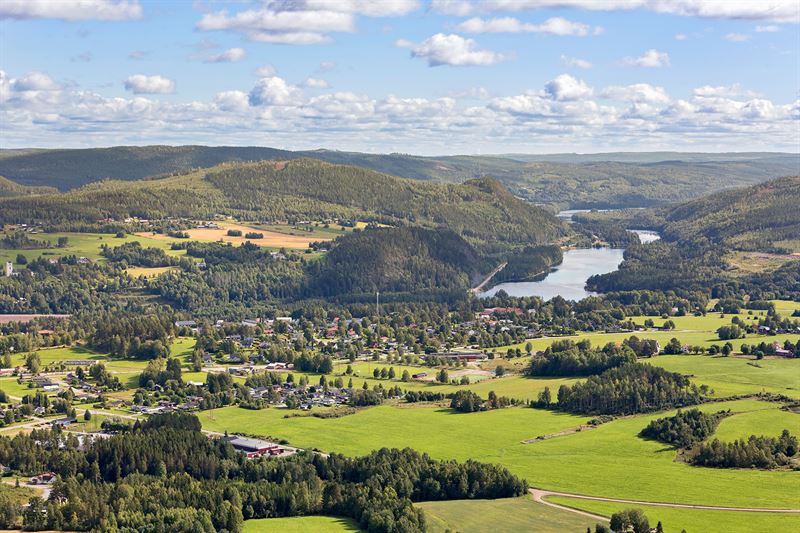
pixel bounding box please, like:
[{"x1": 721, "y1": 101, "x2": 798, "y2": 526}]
[
  {"x1": 135, "y1": 221, "x2": 329, "y2": 250},
  {"x1": 418, "y1": 496, "x2": 595, "y2": 533},
  {"x1": 196, "y1": 398, "x2": 800, "y2": 511},
  {"x1": 242, "y1": 516, "x2": 360, "y2": 532}
]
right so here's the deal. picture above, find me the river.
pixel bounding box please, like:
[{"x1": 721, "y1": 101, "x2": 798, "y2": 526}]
[{"x1": 480, "y1": 210, "x2": 660, "y2": 300}]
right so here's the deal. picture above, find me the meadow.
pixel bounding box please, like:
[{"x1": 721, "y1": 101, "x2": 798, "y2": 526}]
[
  {"x1": 196, "y1": 398, "x2": 800, "y2": 510},
  {"x1": 242, "y1": 516, "x2": 359, "y2": 533},
  {"x1": 418, "y1": 496, "x2": 595, "y2": 533},
  {"x1": 545, "y1": 496, "x2": 799, "y2": 533}
]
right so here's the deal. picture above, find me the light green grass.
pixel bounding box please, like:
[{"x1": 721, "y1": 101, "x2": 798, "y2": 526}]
[
  {"x1": 546, "y1": 496, "x2": 800, "y2": 533},
  {"x1": 0, "y1": 377, "x2": 39, "y2": 399},
  {"x1": 0, "y1": 231, "x2": 187, "y2": 266},
  {"x1": 418, "y1": 496, "x2": 596, "y2": 533},
  {"x1": 242, "y1": 516, "x2": 360, "y2": 533},
  {"x1": 197, "y1": 399, "x2": 800, "y2": 509},
  {"x1": 646, "y1": 355, "x2": 800, "y2": 398},
  {"x1": 11, "y1": 345, "x2": 106, "y2": 367},
  {"x1": 713, "y1": 407, "x2": 800, "y2": 442}
]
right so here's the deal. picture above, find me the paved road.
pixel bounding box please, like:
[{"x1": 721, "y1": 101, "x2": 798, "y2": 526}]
[
  {"x1": 470, "y1": 262, "x2": 507, "y2": 294},
  {"x1": 530, "y1": 488, "x2": 800, "y2": 515}
]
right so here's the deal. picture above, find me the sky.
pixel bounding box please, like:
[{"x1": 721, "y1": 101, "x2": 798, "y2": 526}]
[{"x1": 1, "y1": 0, "x2": 798, "y2": 155}]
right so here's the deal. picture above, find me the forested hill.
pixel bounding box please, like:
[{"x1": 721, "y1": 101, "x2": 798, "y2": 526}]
[
  {"x1": 1, "y1": 145, "x2": 796, "y2": 208},
  {"x1": 0, "y1": 176, "x2": 57, "y2": 197},
  {"x1": 0, "y1": 158, "x2": 565, "y2": 247},
  {"x1": 659, "y1": 175, "x2": 800, "y2": 252}
]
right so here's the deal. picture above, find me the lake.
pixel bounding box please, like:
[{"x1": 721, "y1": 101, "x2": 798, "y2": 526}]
[
  {"x1": 480, "y1": 211, "x2": 660, "y2": 300},
  {"x1": 480, "y1": 247, "x2": 626, "y2": 301}
]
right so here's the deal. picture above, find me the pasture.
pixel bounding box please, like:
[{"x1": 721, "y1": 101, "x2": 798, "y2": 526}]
[
  {"x1": 545, "y1": 497, "x2": 799, "y2": 533},
  {"x1": 242, "y1": 516, "x2": 359, "y2": 532},
  {"x1": 196, "y1": 399, "x2": 800, "y2": 510},
  {"x1": 418, "y1": 496, "x2": 595, "y2": 533}
]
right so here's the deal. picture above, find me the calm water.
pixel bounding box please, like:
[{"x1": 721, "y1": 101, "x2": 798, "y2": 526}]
[
  {"x1": 480, "y1": 211, "x2": 660, "y2": 300},
  {"x1": 481, "y1": 247, "x2": 625, "y2": 301}
]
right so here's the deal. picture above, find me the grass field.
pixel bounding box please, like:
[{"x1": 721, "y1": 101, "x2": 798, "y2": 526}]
[
  {"x1": 418, "y1": 496, "x2": 596, "y2": 533},
  {"x1": 242, "y1": 516, "x2": 360, "y2": 532},
  {"x1": 545, "y1": 496, "x2": 799, "y2": 533},
  {"x1": 125, "y1": 266, "x2": 178, "y2": 278},
  {"x1": 0, "y1": 377, "x2": 39, "y2": 399},
  {"x1": 0, "y1": 230, "x2": 187, "y2": 266},
  {"x1": 196, "y1": 399, "x2": 800, "y2": 510},
  {"x1": 646, "y1": 355, "x2": 800, "y2": 398},
  {"x1": 713, "y1": 406, "x2": 800, "y2": 442},
  {"x1": 0, "y1": 483, "x2": 34, "y2": 505}
]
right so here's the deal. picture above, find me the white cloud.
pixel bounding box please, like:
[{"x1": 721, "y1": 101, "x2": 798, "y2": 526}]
[
  {"x1": 544, "y1": 74, "x2": 593, "y2": 101},
  {"x1": 603, "y1": 83, "x2": 670, "y2": 104},
  {"x1": 255, "y1": 65, "x2": 277, "y2": 77},
  {"x1": 674, "y1": 33, "x2": 688, "y2": 40},
  {"x1": 214, "y1": 90, "x2": 249, "y2": 112},
  {"x1": 304, "y1": 78, "x2": 329, "y2": 89},
  {"x1": 457, "y1": 16, "x2": 597, "y2": 36},
  {"x1": 205, "y1": 47, "x2": 246, "y2": 63},
  {"x1": 725, "y1": 33, "x2": 751, "y2": 42},
  {"x1": 623, "y1": 49, "x2": 670, "y2": 68},
  {"x1": 318, "y1": 61, "x2": 337, "y2": 72},
  {"x1": 0, "y1": 0, "x2": 142, "y2": 21},
  {"x1": 399, "y1": 33, "x2": 505, "y2": 66},
  {"x1": 430, "y1": 1, "x2": 800, "y2": 24},
  {"x1": 2, "y1": 68, "x2": 797, "y2": 154},
  {"x1": 197, "y1": 1, "x2": 419, "y2": 45},
  {"x1": 561, "y1": 55, "x2": 592, "y2": 69},
  {"x1": 248, "y1": 76, "x2": 302, "y2": 106},
  {"x1": 755, "y1": 24, "x2": 780, "y2": 32},
  {"x1": 123, "y1": 74, "x2": 175, "y2": 94}
]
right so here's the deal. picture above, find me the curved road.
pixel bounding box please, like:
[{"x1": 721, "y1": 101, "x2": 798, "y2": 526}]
[{"x1": 530, "y1": 488, "x2": 800, "y2": 516}]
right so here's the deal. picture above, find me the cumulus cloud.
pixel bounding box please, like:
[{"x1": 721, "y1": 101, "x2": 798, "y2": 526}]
[
  {"x1": 755, "y1": 24, "x2": 780, "y2": 32},
  {"x1": 0, "y1": 0, "x2": 142, "y2": 21},
  {"x1": 123, "y1": 74, "x2": 175, "y2": 94},
  {"x1": 205, "y1": 47, "x2": 246, "y2": 63},
  {"x1": 399, "y1": 33, "x2": 505, "y2": 66},
  {"x1": 457, "y1": 16, "x2": 598, "y2": 36},
  {"x1": 304, "y1": 78, "x2": 329, "y2": 88},
  {"x1": 602, "y1": 83, "x2": 670, "y2": 104},
  {"x1": 248, "y1": 76, "x2": 302, "y2": 106},
  {"x1": 623, "y1": 49, "x2": 670, "y2": 68},
  {"x1": 2, "y1": 68, "x2": 797, "y2": 153},
  {"x1": 544, "y1": 74, "x2": 593, "y2": 101},
  {"x1": 197, "y1": 1, "x2": 419, "y2": 45},
  {"x1": 255, "y1": 64, "x2": 277, "y2": 77},
  {"x1": 430, "y1": 1, "x2": 800, "y2": 23},
  {"x1": 561, "y1": 55, "x2": 592, "y2": 69}
]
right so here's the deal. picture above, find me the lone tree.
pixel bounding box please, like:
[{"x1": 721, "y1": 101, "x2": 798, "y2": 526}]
[{"x1": 84, "y1": 410, "x2": 92, "y2": 421}]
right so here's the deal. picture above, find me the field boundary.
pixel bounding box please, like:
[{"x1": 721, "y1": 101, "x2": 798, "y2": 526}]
[{"x1": 530, "y1": 488, "x2": 800, "y2": 513}]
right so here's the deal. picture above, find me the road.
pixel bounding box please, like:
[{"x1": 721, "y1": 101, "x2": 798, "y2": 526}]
[
  {"x1": 471, "y1": 262, "x2": 507, "y2": 294},
  {"x1": 529, "y1": 488, "x2": 800, "y2": 515}
]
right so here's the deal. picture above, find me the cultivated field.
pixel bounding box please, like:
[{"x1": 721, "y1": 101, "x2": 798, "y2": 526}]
[
  {"x1": 418, "y1": 496, "x2": 596, "y2": 532},
  {"x1": 136, "y1": 222, "x2": 326, "y2": 250},
  {"x1": 242, "y1": 516, "x2": 359, "y2": 532}
]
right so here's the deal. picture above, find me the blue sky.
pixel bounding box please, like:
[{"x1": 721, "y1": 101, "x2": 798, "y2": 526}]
[{"x1": 1, "y1": 0, "x2": 798, "y2": 154}]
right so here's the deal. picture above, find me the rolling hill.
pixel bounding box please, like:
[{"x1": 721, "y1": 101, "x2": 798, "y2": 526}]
[
  {"x1": 0, "y1": 158, "x2": 566, "y2": 248},
  {"x1": 0, "y1": 146, "x2": 796, "y2": 208},
  {"x1": 0, "y1": 176, "x2": 57, "y2": 197}
]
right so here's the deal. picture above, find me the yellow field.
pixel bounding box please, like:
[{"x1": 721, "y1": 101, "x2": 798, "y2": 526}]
[
  {"x1": 125, "y1": 266, "x2": 178, "y2": 278},
  {"x1": 136, "y1": 221, "x2": 327, "y2": 250}
]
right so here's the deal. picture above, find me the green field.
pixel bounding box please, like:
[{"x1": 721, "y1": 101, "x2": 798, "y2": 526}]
[
  {"x1": 242, "y1": 516, "x2": 360, "y2": 532},
  {"x1": 0, "y1": 230, "x2": 187, "y2": 266},
  {"x1": 646, "y1": 355, "x2": 800, "y2": 398},
  {"x1": 545, "y1": 497, "x2": 799, "y2": 533},
  {"x1": 418, "y1": 496, "x2": 595, "y2": 533},
  {"x1": 713, "y1": 406, "x2": 800, "y2": 442},
  {"x1": 197, "y1": 398, "x2": 800, "y2": 510}
]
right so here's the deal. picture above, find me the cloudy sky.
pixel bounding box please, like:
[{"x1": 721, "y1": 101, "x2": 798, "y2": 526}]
[{"x1": 1, "y1": 0, "x2": 798, "y2": 154}]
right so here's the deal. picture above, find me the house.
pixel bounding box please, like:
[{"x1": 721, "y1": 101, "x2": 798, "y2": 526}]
[
  {"x1": 51, "y1": 416, "x2": 77, "y2": 428},
  {"x1": 41, "y1": 384, "x2": 60, "y2": 392},
  {"x1": 30, "y1": 472, "x2": 57, "y2": 485},
  {"x1": 773, "y1": 342, "x2": 795, "y2": 358},
  {"x1": 226, "y1": 436, "x2": 285, "y2": 458},
  {"x1": 225, "y1": 353, "x2": 244, "y2": 364},
  {"x1": 412, "y1": 372, "x2": 427, "y2": 379}
]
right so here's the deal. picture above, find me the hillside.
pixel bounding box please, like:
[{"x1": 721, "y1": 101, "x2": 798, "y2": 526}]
[
  {"x1": 0, "y1": 176, "x2": 57, "y2": 197},
  {"x1": 1, "y1": 146, "x2": 796, "y2": 208},
  {"x1": 303, "y1": 227, "x2": 481, "y2": 302},
  {"x1": 0, "y1": 158, "x2": 565, "y2": 248},
  {"x1": 660, "y1": 176, "x2": 800, "y2": 253}
]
